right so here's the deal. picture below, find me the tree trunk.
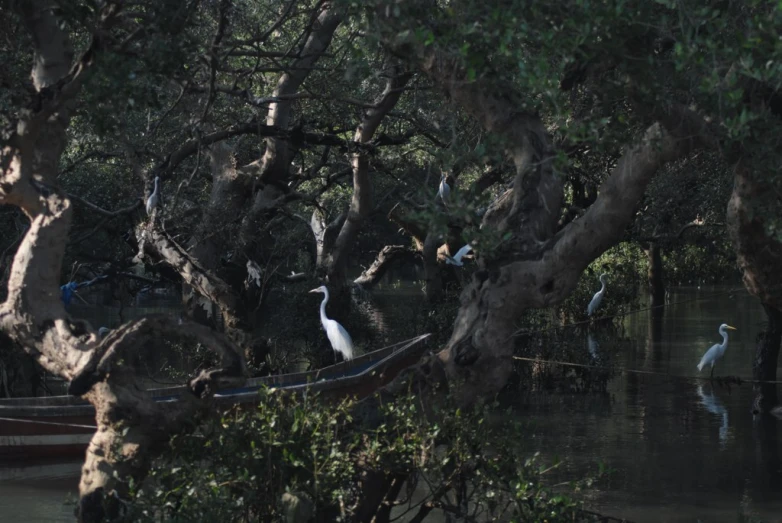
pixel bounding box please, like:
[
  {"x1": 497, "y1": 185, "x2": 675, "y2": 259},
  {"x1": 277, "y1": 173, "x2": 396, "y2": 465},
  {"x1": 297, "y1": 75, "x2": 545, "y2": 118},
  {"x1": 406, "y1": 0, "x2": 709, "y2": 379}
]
[
  {"x1": 727, "y1": 160, "x2": 782, "y2": 412},
  {"x1": 183, "y1": 142, "x2": 252, "y2": 329},
  {"x1": 752, "y1": 304, "x2": 782, "y2": 415},
  {"x1": 321, "y1": 64, "x2": 411, "y2": 288},
  {"x1": 239, "y1": 3, "x2": 342, "y2": 247},
  {"x1": 0, "y1": 7, "x2": 250, "y2": 520},
  {"x1": 354, "y1": 245, "x2": 418, "y2": 289},
  {"x1": 373, "y1": 1, "x2": 708, "y2": 402}
]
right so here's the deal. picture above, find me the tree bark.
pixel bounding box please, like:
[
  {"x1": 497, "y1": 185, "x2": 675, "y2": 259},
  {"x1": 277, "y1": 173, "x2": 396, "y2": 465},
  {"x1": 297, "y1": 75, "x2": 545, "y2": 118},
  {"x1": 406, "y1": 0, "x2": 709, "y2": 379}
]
[
  {"x1": 0, "y1": 7, "x2": 248, "y2": 521},
  {"x1": 388, "y1": 202, "x2": 426, "y2": 250},
  {"x1": 142, "y1": 224, "x2": 245, "y2": 334},
  {"x1": 727, "y1": 160, "x2": 782, "y2": 412},
  {"x1": 321, "y1": 64, "x2": 412, "y2": 287},
  {"x1": 182, "y1": 142, "x2": 253, "y2": 329},
  {"x1": 752, "y1": 304, "x2": 782, "y2": 415},
  {"x1": 354, "y1": 245, "x2": 419, "y2": 289},
  {"x1": 239, "y1": 3, "x2": 342, "y2": 245},
  {"x1": 439, "y1": 124, "x2": 695, "y2": 402},
  {"x1": 373, "y1": 1, "x2": 703, "y2": 402}
]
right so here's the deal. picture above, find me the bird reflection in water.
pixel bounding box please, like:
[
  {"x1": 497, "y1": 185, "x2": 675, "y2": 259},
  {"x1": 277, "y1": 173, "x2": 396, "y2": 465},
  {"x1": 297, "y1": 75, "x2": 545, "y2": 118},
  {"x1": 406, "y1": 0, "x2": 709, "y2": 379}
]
[
  {"x1": 697, "y1": 383, "x2": 729, "y2": 447},
  {"x1": 587, "y1": 332, "x2": 599, "y2": 361}
]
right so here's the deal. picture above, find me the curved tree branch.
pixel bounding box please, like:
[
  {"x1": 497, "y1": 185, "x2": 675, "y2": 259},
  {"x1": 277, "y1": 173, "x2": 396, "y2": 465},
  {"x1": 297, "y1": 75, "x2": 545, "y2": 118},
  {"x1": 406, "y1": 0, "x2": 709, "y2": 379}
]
[{"x1": 324, "y1": 63, "x2": 412, "y2": 286}]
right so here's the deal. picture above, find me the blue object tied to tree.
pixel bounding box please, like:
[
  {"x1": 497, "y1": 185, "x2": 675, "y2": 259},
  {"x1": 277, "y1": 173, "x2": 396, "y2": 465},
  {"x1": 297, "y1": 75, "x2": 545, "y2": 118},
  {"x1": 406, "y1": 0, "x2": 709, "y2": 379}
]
[{"x1": 60, "y1": 281, "x2": 78, "y2": 306}]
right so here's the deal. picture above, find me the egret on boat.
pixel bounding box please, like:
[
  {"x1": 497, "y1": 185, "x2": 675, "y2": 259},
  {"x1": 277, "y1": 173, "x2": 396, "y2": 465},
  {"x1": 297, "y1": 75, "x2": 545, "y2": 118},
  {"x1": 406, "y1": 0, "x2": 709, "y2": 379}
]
[
  {"x1": 587, "y1": 273, "x2": 608, "y2": 317},
  {"x1": 697, "y1": 323, "x2": 737, "y2": 379},
  {"x1": 438, "y1": 174, "x2": 450, "y2": 204},
  {"x1": 445, "y1": 244, "x2": 472, "y2": 267},
  {"x1": 309, "y1": 285, "x2": 354, "y2": 362},
  {"x1": 146, "y1": 176, "x2": 160, "y2": 215}
]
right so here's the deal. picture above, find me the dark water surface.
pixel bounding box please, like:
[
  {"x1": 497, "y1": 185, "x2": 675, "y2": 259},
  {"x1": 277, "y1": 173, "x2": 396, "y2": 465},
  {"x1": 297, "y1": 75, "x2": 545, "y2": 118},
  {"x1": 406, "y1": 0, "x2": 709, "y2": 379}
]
[
  {"x1": 517, "y1": 286, "x2": 782, "y2": 522},
  {"x1": 1, "y1": 285, "x2": 781, "y2": 522}
]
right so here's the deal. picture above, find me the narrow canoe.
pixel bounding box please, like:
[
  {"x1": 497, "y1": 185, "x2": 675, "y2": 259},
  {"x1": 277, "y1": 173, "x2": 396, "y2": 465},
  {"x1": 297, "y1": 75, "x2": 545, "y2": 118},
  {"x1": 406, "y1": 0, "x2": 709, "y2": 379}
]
[{"x1": 0, "y1": 333, "x2": 431, "y2": 460}]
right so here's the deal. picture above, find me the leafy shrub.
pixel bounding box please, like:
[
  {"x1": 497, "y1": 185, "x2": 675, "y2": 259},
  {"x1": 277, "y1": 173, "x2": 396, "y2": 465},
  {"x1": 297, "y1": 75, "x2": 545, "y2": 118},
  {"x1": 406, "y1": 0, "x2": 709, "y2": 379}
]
[{"x1": 123, "y1": 388, "x2": 605, "y2": 522}]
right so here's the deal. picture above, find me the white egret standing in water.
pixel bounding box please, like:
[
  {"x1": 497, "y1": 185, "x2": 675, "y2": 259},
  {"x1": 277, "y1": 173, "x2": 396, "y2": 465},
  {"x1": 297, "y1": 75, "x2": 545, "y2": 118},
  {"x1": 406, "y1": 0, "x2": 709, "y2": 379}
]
[
  {"x1": 445, "y1": 244, "x2": 472, "y2": 267},
  {"x1": 146, "y1": 176, "x2": 160, "y2": 215},
  {"x1": 697, "y1": 323, "x2": 737, "y2": 378},
  {"x1": 438, "y1": 174, "x2": 450, "y2": 204},
  {"x1": 587, "y1": 273, "x2": 608, "y2": 316},
  {"x1": 309, "y1": 285, "x2": 354, "y2": 362}
]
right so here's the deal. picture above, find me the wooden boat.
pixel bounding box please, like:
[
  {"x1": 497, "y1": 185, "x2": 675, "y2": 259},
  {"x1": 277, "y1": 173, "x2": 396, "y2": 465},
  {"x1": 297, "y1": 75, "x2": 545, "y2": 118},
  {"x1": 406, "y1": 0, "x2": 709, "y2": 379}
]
[{"x1": 0, "y1": 333, "x2": 431, "y2": 460}]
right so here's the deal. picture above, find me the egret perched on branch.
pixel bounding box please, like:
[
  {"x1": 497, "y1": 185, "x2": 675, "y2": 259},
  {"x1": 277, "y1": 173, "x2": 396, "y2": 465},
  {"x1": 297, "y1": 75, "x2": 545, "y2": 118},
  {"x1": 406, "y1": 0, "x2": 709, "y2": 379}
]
[
  {"x1": 697, "y1": 323, "x2": 737, "y2": 379},
  {"x1": 146, "y1": 176, "x2": 160, "y2": 215},
  {"x1": 438, "y1": 174, "x2": 450, "y2": 204},
  {"x1": 587, "y1": 273, "x2": 608, "y2": 317},
  {"x1": 309, "y1": 285, "x2": 354, "y2": 362},
  {"x1": 445, "y1": 244, "x2": 472, "y2": 267}
]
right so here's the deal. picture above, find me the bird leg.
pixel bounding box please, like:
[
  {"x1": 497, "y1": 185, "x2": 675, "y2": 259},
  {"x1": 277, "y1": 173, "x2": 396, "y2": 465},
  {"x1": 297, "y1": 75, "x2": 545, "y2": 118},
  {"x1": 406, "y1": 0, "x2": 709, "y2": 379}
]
[{"x1": 710, "y1": 364, "x2": 715, "y2": 380}]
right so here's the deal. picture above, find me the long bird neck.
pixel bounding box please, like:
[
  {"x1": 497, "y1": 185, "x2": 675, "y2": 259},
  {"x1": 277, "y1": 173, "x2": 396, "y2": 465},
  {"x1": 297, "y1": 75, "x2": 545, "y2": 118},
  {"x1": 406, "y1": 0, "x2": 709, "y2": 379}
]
[
  {"x1": 319, "y1": 290, "x2": 330, "y2": 323},
  {"x1": 152, "y1": 178, "x2": 159, "y2": 196},
  {"x1": 598, "y1": 278, "x2": 606, "y2": 294},
  {"x1": 719, "y1": 327, "x2": 729, "y2": 349}
]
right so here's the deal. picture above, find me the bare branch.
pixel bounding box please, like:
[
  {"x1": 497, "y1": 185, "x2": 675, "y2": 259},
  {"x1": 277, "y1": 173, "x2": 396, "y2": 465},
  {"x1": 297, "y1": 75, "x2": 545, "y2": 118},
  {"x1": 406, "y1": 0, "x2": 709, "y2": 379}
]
[
  {"x1": 67, "y1": 191, "x2": 142, "y2": 217},
  {"x1": 325, "y1": 64, "x2": 412, "y2": 284},
  {"x1": 200, "y1": 0, "x2": 232, "y2": 122},
  {"x1": 142, "y1": 224, "x2": 244, "y2": 331},
  {"x1": 354, "y1": 245, "x2": 419, "y2": 288}
]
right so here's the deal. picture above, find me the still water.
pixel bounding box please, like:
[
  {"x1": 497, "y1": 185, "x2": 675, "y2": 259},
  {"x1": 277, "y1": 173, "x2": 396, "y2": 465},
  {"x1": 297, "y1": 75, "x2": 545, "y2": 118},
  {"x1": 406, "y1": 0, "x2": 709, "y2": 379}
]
[
  {"x1": 517, "y1": 286, "x2": 782, "y2": 522},
  {"x1": 1, "y1": 285, "x2": 780, "y2": 522}
]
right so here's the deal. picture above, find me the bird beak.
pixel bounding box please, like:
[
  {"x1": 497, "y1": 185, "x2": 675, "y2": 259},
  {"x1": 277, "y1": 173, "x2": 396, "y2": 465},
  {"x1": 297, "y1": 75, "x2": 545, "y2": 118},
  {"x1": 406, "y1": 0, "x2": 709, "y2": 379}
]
[
  {"x1": 308, "y1": 288, "x2": 319, "y2": 293},
  {"x1": 726, "y1": 325, "x2": 737, "y2": 330}
]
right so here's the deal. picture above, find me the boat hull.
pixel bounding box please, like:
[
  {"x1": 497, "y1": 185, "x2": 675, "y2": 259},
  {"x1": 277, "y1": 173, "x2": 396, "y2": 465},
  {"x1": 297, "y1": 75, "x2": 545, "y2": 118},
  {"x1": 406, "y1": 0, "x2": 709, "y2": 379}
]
[{"x1": 0, "y1": 334, "x2": 430, "y2": 460}]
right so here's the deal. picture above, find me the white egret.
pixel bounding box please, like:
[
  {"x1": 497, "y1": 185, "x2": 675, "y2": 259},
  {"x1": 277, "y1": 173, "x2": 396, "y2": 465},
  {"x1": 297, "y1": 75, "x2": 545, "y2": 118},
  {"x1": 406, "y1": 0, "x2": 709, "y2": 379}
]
[
  {"x1": 309, "y1": 285, "x2": 354, "y2": 362},
  {"x1": 246, "y1": 260, "x2": 262, "y2": 288},
  {"x1": 696, "y1": 323, "x2": 737, "y2": 378},
  {"x1": 438, "y1": 174, "x2": 450, "y2": 204},
  {"x1": 586, "y1": 273, "x2": 608, "y2": 317},
  {"x1": 146, "y1": 176, "x2": 160, "y2": 215},
  {"x1": 445, "y1": 244, "x2": 472, "y2": 267}
]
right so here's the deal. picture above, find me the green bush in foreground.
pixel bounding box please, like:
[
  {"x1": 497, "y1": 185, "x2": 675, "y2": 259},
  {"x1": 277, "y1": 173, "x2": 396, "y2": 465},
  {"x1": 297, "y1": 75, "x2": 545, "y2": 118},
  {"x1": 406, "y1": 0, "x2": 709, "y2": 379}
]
[{"x1": 122, "y1": 388, "x2": 603, "y2": 522}]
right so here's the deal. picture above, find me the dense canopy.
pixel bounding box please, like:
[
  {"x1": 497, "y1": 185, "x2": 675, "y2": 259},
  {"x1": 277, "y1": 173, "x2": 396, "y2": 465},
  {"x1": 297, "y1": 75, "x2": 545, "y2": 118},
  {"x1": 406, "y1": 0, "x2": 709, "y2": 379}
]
[{"x1": 1, "y1": 1, "x2": 782, "y2": 521}]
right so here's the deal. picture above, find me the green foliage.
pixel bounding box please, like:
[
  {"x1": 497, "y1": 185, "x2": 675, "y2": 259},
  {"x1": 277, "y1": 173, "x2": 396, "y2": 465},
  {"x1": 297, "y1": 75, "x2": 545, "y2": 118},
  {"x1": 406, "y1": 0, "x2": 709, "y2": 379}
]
[
  {"x1": 559, "y1": 243, "x2": 646, "y2": 323},
  {"x1": 123, "y1": 389, "x2": 605, "y2": 522}
]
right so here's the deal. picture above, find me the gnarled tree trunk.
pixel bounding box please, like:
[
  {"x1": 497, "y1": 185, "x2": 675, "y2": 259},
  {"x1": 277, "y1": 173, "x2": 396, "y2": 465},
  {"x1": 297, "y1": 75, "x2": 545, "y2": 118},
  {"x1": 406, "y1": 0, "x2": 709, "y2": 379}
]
[
  {"x1": 0, "y1": 5, "x2": 248, "y2": 521},
  {"x1": 727, "y1": 160, "x2": 782, "y2": 414},
  {"x1": 184, "y1": 142, "x2": 253, "y2": 329},
  {"x1": 372, "y1": 2, "x2": 704, "y2": 401},
  {"x1": 239, "y1": 3, "x2": 342, "y2": 246},
  {"x1": 316, "y1": 63, "x2": 411, "y2": 288}
]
